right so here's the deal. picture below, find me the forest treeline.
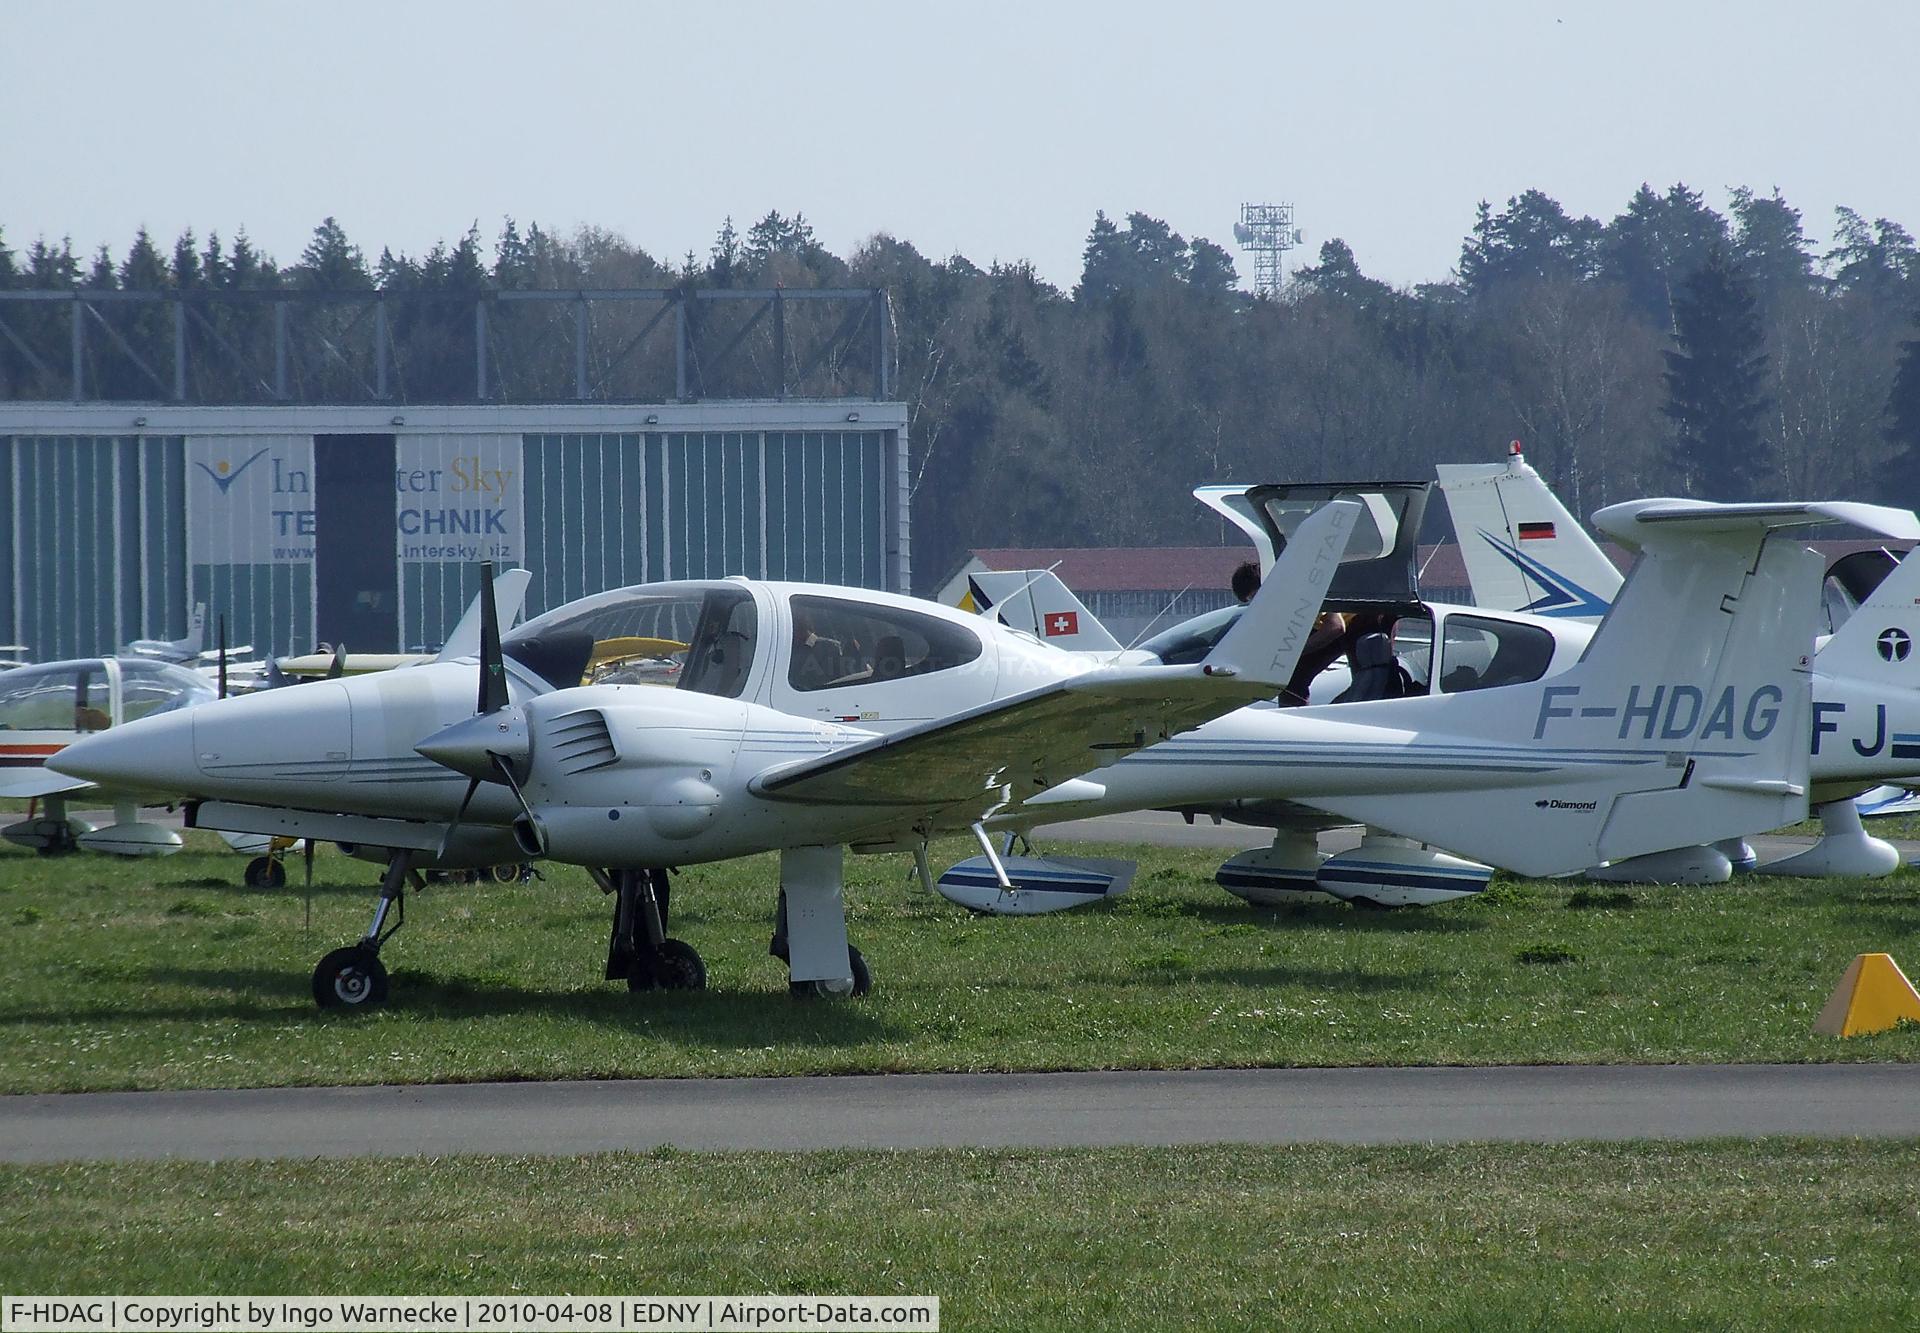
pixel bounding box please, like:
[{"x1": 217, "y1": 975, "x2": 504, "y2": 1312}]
[{"x1": 4, "y1": 185, "x2": 1919, "y2": 591}]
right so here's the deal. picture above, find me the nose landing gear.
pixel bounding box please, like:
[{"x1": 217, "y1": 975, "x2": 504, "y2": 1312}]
[
  {"x1": 606, "y1": 867, "x2": 706, "y2": 992},
  {"x1": 312, "y1": 850, "x2": 418, "y2": 1010}
]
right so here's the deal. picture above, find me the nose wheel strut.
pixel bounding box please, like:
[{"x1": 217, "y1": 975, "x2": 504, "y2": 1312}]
[
  {"x1": 607, "y1": 868, "x2": 706, "y2": 991},
  {"x1": 312, "y1": 850, "x2": 419, "y2": 1010}
]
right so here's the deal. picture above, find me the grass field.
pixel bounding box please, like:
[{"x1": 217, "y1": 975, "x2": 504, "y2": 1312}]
[
  {"x1": 3, "y1": 836, "x2": 1918, "y2": 1094},
  {"x1": 3, "y1": 1140, "x2": 1917, "y2": 1329}
]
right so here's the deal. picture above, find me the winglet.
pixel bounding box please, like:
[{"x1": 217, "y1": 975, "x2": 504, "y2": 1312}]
[{"x1": 1201, "y1": 498, "x2": 1360, "y2": 688}]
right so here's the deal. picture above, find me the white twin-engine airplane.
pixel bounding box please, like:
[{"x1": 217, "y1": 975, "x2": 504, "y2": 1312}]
[
  {"x1": 1438, "y1": 445, "x2": 1920, "y2": 881},
  {"x1": 51, "y1": 501, "x2": 1366, "y2": 1008}
]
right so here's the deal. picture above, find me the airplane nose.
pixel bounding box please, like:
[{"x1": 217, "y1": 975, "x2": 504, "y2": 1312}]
[{"x1": 49, "y1": 708, "x2": 201, "y2": 792}]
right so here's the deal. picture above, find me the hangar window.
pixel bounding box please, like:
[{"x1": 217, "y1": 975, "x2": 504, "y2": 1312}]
[
  {"x1": 1437, "y1": 615, "x2": 1555, "y2": 694},
  {"x1": 787, "y1": 595, "x2": 982, "y2": 692}
]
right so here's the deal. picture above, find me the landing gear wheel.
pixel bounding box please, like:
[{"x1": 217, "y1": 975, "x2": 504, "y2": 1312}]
[
  {"x1": 34, "y1": 829, "x2": 79, "y2": 857},
  {"x1": 244, "y1": 856, "x2": 287, "y2": 889},
  {"x1": 789, "y1": 944, "x2": 871, "y2": 1000},
  {"x1": 312, "y1": 946, "x2": 389, "y2": 1009},
  {"x1": 628, "y1": 938, "x2": 706, "y2": 992}
]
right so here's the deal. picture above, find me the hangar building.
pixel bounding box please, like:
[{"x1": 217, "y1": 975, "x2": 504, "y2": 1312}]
[{"x1": 0, "y1": 287, "x2": 907, "y2": 660}]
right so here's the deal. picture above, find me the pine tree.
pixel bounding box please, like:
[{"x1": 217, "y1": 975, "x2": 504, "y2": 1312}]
[
  {"x1": 119, "y1": 226, "x2": 171, "y2": 289},
  {"x1": 1662, "y1": 247, "x2": 1772, "y2": 498},
  {"x1": 171, "y1": 228, "x2": 203, "y2": 288},
  {"x1": 1729, "y1": 187, "x2": 1813, "y2": 301},
  {"x1": 708, "y1": 216, "x2": 741, "y2": 288},
  {"x1": 294, "y1": 217, "x2": 371, "y2": 288},
  {"x1": 1885, "y1": 311, "x2": 1920, "y2": 508}
]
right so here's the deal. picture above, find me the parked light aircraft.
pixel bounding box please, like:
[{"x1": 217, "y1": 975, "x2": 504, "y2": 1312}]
[
  {"x1": 1, "y1": 573, "x2": 534, "y2": 886},
  {"x1": 1437, "y1": 445, "x2": 1920, "y2": 880},
  {"x1": 952, "y1": 494, "x2": 1915, "y2": 911},
  {"x1": 51, "y1": 503, "x2": 1364, "y2": 1008},
  {"x1": 0, "y1": 656, "x2": 215, "y2": 856}
]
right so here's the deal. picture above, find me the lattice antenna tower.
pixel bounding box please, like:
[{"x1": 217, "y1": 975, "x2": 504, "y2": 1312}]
[{"x1": 1234, "y1": 203, "x2": 1302, "y2": 299}]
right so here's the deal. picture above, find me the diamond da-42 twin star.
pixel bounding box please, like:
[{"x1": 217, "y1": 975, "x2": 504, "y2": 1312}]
[{"x1": 52, "y1": 501, "x2": 1365, "y2": 1008}]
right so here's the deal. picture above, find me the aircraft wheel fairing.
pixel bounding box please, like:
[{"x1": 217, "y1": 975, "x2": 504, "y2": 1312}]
[
  {"x1": 243, "y1": 855, "x2": 287, "y2": 889},
  {"x1": 628, "y1": 938, "x2": 707, "y2": 992},
  {"x1": 313, "y1": 946, "x2": 389, "y2": 1009},
  {"x1": 790, "y1": 944, "x2": 871, "y2": 1000}
]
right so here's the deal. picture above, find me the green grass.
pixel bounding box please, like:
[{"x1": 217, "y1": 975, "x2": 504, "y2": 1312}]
[
  {"x1": 2, "y1": 837, "x2": 1919, "y2": 1093},
  {"x1": 3, "y1": 1141, "x2": 1917, "y2": 1329}
]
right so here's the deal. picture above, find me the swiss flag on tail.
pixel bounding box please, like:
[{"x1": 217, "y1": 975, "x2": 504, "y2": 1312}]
[{"x1": 1043, "y1": 610, "x2": 1080, "y2": 637}]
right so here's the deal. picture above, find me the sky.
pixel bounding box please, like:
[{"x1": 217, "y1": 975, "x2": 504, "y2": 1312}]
[{"x1": 5, "y1": 0, "x2": 1919, "y2": 291}]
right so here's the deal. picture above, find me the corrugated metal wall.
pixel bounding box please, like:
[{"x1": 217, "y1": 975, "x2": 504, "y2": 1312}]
[{"x1": 0, "y1": 426, "x2": 901, "y2": 661}]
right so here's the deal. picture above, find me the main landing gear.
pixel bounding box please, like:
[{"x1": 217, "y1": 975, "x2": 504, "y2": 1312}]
[
  {"x1": 312, "y1": 850, "x2": 421, "y2": 1009},
  {"x1": 605, "y1": 867, "x2": 706, "y2": 992},
  {"x1": 769, "y1": 845, "x2": 871, "y2": 998}
]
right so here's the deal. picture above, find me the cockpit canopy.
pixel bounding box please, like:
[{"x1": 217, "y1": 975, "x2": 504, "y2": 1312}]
[
  {"x1": 0, "y1": 658, "x2": 215, "y2": 733},
  {"x1": 501, "y1": 580, "x2": 992, "y2": 704},
  {"x1": 503, "y1": 582, "x2": 759, "y2": 698}
]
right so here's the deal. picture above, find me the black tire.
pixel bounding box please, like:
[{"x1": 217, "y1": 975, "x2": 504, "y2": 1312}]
[
  {"x1": 312, "y1": 946, "x2": 388, "y2": 1009},
  {"x1": 483, "y1": 863, "x2": 520, "y2": 885},
  {"x1": 789, "y1": 944, "x2": 871, "y2": 1000},
  {"x1": 244, "y1": 856, "x2": 287, "y2": 890},
  {"x1": 628, "y1": 938, "x2": 706, "y2": 992},
  {"x1": 34, "y1": 829, "x2": 78, "y2": 857}
]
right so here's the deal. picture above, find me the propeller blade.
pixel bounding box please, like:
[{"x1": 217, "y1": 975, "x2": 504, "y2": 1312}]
[
  {"x1": 216, "y1": 614, "x2": 229, "y2": 700},
  {"x1": 477, "y1": 560, "x2": 508, "y2": 715},
  {"x1": 326, "y1": 641, "x2": 347, "y2": 680},
  {"x1": 303, "y1": 837, "x2": 315, "y2": 889},
  {"x1": 437, "y1": 775, "x2": 485, "y2": 860},
  {"x1": 489, "y1": 751, "x2": 546, "y2": 854}
]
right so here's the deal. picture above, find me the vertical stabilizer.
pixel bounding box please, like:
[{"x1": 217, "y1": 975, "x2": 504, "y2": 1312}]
[
  {"x1": 1435, "y1": 445, "x2": 1622, "y2": 622},
  {"x1": 961, "y1": 570, "x2": 1124, "y2": 653},
  {"x1": 1810, "y1": 546, "x2": 1920, "y2": 688}
]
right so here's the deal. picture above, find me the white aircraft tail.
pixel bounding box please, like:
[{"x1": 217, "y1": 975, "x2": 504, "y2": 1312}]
[
  {"x1": 960, "y1": 569, "x2": 1124, "y2": 653},
  {"x1": 1809, "y1": 546, "x2": 1920, "y2": 689},
  {"x1": 1434, "y1": 446, "x2": 1622, "y2": 622},
  {"x1": 1306, "y1": 499, "x2": 1920, "y2": 876},
  {"x1": 436, "y1": 568, "x2": 534, "y2": 662}
]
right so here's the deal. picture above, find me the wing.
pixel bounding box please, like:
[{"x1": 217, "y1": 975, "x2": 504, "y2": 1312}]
[
  {"x1": 752, "y1": 499, "x2": 1361, "y2": 815},
  {"x1": 0, "y1": 767, "x2": 95, "y2": 800}
]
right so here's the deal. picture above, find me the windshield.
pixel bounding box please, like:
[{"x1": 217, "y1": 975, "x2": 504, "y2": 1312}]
[
  {"x1": 1138, "y1": 604, "x2": 1243, "y2": 665},
  {"x1": 503, "y1": 582, "x2": 759, "y2": 698},
  {"x1": 117, "y1": 660, "x2": 217, "y2": 720},
  {"x1": 0, "y1": 661, "x2": 113, "y2": 732}
]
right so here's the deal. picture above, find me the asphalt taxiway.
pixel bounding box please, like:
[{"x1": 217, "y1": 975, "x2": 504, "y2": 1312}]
[{"x1": 5, "y1": 1065, "x2": 1918, "y2": 1163}]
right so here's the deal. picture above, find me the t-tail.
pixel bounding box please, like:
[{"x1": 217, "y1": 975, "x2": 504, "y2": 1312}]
[
  {"x1": 959, "y1": 569, "x2": 1124, "y2": 653},
  {"x1": 1301, "y1": 499, "x2": 1920, "y2": 877},
  {"x1": 1434, "y1": 444, "x2": 1622, "y2": 623}
]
